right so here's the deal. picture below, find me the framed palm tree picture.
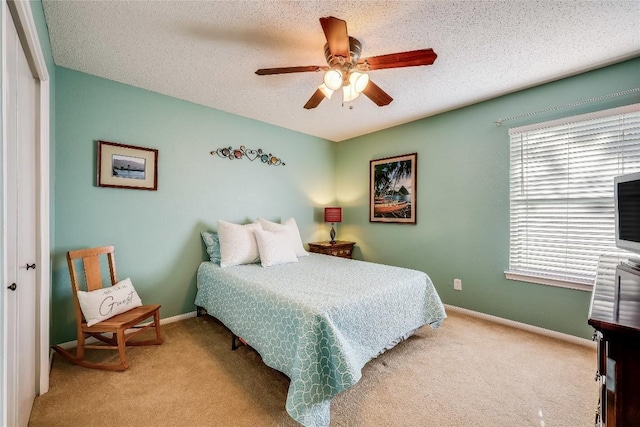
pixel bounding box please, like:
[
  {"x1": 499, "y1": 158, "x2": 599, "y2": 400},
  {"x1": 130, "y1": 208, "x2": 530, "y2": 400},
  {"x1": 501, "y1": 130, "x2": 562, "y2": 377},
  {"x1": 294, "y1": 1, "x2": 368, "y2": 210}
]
[{"x1": 370, "y1": 153, "x2": 417, "y2": 224}]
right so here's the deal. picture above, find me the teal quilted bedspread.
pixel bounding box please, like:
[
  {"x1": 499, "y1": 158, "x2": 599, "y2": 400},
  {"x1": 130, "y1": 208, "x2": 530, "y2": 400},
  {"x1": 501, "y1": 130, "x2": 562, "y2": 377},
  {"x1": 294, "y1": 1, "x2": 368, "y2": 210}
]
[{"x1": 194, "y1": 254, "x2": 446, "y2": 426}]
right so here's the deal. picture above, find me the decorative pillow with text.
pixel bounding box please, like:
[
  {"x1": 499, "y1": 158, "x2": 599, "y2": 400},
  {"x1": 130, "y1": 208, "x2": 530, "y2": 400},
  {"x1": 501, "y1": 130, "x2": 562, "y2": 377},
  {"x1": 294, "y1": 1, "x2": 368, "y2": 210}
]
[{"x1": 76, "y1": 278, "x2": 143, "y2": 326}]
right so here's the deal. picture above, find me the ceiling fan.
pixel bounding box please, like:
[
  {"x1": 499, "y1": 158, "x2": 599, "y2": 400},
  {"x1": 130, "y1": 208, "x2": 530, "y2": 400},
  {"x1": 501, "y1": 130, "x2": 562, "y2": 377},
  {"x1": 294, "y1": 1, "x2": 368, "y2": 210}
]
[{"x1": 255, "y1": 16, "x2": 437, "y2": 109}]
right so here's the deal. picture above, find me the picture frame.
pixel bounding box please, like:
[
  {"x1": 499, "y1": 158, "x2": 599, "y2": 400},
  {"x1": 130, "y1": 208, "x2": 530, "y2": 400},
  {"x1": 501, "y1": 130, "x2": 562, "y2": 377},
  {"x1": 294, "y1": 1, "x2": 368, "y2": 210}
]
[
  {"x1": 97, "y1": 140, "x2": 158, "y2": 190},
  {"x1": 370, "y1": 153, "x2": 417, "y2": 224}
]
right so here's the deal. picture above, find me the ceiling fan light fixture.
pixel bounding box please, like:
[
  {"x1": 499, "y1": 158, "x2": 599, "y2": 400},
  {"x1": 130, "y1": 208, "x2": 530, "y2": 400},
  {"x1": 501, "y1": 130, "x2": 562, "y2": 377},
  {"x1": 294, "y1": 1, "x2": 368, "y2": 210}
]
[
  {"x1": 256, "y1": 17, "x2": 436, "y2": 110},
  {"x1": 324, "y1": 69, "x2": 343, "y2": 91},
  {"x1": 342, "y1": 84, "x2": 360, "y2": 102},
  {"x1": 349, "y1": 71, "x2": 370, "y2": 93},
  {"x1": 318, "y1": 83, "x2": 334, "y2": 99}
]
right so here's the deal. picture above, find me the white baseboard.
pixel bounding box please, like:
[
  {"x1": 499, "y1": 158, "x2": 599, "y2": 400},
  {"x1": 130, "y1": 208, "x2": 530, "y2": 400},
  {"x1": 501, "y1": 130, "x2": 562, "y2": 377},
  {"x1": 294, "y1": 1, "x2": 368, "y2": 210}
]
[
  {"x1": 51, "y1": 306, "x2": 594, "y2": 353},
  {"x1": 52, "y1": 310, "x2": 198, "y2": 350},
  {"x1": 444, "y1": 304, "x2": 595, "y2": 348}
]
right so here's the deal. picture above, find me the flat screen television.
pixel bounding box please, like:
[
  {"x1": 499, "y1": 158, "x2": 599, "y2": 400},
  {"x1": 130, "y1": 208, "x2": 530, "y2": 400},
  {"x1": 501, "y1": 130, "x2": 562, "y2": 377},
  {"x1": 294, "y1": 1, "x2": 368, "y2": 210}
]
[{"x1": 615, "y1": 171, "x2": 640, "y2": 257}]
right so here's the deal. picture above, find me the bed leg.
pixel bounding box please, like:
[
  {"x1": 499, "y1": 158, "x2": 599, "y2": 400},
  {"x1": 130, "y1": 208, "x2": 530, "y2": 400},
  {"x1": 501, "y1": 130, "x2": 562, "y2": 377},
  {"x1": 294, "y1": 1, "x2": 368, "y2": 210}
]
[
  {"x1": 196, "y1": 306, "x2": 203, "y2": 317},
  {"x1": 231, "y1": 333, "x2": 239, "y2": 351}
]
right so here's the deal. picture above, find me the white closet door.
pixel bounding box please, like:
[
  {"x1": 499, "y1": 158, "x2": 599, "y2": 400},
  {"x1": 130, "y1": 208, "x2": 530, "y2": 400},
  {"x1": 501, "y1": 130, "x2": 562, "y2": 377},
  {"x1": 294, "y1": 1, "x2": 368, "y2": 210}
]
[{"x1": 4, "y1": 9, "x2": 38, "y2": 427}]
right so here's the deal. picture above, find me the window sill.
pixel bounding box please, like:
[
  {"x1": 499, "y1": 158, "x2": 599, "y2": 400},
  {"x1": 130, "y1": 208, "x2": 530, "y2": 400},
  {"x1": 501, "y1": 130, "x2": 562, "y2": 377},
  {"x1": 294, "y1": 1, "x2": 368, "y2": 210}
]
[{"x1": 504, "y1": 271, "x2": 593, "y2": 292}]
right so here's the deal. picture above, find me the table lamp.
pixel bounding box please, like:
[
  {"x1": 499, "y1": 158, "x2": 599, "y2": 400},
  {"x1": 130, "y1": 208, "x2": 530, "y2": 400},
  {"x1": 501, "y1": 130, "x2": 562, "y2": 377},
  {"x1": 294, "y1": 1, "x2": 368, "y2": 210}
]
[{"x1": 324, "y1": 207, "x2": 342, "y2": 244}]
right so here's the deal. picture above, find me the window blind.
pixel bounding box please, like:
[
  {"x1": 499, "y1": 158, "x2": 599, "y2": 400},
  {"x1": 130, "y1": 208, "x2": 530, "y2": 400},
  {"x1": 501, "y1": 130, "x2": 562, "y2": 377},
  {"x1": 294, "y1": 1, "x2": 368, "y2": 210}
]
[{"x1": 509, "y1": 104, "x2": 640, "y2": 286}]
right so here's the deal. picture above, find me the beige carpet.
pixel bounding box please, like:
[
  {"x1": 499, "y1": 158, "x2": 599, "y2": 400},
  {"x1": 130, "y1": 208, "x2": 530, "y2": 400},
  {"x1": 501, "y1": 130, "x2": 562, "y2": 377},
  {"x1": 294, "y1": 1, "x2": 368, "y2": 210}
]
[{"x1": 30, "y1": 311, "x2": 597, "y2": 426}]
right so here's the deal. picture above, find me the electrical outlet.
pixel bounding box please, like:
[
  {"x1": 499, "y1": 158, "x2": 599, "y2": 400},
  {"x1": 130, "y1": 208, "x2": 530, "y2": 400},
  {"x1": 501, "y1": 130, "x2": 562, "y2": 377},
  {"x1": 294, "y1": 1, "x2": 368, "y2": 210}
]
[{"x1": 454, "y1": 278, "x2": 462, "y2": 291}]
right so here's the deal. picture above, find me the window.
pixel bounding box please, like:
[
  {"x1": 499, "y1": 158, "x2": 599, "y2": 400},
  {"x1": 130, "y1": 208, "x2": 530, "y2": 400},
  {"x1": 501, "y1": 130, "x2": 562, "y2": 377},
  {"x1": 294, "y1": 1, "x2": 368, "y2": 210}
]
[{"x1": 507, "y1": 104, "x2": 640, "y2": 289}]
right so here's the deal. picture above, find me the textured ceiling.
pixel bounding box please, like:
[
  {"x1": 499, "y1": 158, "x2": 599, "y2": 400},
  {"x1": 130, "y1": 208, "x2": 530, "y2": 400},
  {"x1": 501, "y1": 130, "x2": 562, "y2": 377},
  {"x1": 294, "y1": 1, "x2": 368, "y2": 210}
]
[{"x1": 42, "y1": 1, "x2": 640, "y2": 142}]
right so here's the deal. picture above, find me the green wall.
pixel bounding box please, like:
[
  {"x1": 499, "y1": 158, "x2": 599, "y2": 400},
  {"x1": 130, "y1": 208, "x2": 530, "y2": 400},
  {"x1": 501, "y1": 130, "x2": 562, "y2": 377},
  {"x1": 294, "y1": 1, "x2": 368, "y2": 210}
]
[
  {"x1": 336, "y1": 58, "x2": 640, "y2": 339},
  {"x1": 51, "y1": 48, "x2": 638, "y2": 343},
  {"x1": 52, "y1": 67, "x2": 335, "y2": 344}
]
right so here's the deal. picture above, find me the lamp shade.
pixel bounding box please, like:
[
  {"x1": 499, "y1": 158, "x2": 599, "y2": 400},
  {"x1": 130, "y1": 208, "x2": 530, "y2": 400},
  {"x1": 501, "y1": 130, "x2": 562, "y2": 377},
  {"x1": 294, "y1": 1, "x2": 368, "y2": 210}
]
[
  {"x1": 349, "y1": 71, "x2": 370, "y2": 93},
  {"x1": 318, "y1": 83, "x2": 334, "y2": 99},
  {"x1": 342, "y1": 84, "x2": 360, "y2": 102},
  {"x1": 324, "y1": 207, "x2": 342, "y2": 223},
  {"x1": 323, "y1": 69, "x2": 343, "y2": 91}
]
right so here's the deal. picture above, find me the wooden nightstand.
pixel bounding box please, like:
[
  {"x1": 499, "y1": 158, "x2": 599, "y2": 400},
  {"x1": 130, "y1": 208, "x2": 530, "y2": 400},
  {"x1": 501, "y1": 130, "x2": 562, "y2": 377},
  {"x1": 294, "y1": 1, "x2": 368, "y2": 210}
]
[{"x1": 307, "y1": 241, "x2": 355, "y2": 259}]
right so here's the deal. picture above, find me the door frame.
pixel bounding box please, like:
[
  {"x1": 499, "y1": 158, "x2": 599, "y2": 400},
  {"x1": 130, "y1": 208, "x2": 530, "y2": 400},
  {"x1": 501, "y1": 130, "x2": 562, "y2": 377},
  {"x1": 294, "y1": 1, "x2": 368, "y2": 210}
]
[{"x1": 2, "y1": 0, "x2": 50, "y2": 421}]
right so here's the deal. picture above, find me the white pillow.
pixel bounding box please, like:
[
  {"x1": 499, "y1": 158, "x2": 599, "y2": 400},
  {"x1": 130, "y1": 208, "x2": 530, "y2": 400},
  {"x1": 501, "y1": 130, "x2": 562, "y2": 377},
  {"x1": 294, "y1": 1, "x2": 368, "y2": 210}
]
[
  {"x1": 76, "y1": 278, "x2": 143, "y2": 326},
  {"x1": 218, "y1": 220, "x2": 262, "y2": 267},
  {"x1": 257, "y1": 217, "x2": 309, "y2": 257},
  {"x1": 254, "y1": 229, "x2": 298, "y2": 267}
]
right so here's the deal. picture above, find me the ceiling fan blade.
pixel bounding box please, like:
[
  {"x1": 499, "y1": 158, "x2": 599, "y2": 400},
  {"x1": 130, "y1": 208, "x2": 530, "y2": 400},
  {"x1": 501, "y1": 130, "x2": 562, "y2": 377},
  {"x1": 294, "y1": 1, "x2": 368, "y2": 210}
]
[
  {"x1": 320, "y1": 16, "x2": 349, "y2": 58},
  {"x1": 357, "y1": 49, "x2": 437, "y2": 71},
  {"x1": 362, "y1": 80, "x2": 393, "y2": 106},
  {"x1": 256, "y1": 66, "x2": 324, "y2": 75},
  {"x1": 303, "y1": 89, "x2": 325, "y2": 109}
]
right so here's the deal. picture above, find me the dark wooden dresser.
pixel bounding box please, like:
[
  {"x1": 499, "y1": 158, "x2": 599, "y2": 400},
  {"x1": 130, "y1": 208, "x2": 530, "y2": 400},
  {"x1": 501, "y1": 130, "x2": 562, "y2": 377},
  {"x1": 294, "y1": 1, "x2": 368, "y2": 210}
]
[{"x1": 588, "y1": 258, "x2": 640, "y2": 427}]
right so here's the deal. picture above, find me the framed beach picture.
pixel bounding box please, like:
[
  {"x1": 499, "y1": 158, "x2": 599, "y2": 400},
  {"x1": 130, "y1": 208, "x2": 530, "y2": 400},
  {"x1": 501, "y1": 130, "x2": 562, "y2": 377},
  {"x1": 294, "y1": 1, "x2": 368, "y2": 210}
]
[
  {"x1": 370, "y1": 153, "x2": 417, "y2": 224},
  {"x1": 97, "y1": 140, "x2": 158, "y2": 190}
]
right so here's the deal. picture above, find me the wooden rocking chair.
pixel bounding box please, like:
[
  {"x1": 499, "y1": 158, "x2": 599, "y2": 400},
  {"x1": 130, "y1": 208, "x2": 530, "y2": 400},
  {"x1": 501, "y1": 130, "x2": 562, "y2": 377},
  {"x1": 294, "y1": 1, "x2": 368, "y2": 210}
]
[{"x1": 52, "y1": 246, "x2": 163, "y2": 371}]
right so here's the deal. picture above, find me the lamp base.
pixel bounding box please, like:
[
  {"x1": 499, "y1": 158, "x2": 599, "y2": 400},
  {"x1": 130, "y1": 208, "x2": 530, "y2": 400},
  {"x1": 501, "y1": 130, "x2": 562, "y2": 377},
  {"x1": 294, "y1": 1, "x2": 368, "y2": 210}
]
[{"x1": 330, "y1": 224, "x2": 336, "y2": 244}]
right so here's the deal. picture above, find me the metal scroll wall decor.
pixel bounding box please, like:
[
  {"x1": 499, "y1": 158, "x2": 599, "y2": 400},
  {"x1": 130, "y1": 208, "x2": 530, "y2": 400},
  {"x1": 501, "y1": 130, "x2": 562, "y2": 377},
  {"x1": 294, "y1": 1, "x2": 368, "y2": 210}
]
[{"x1": 211, "y1": 146, "x2": 285, "y2": 166}]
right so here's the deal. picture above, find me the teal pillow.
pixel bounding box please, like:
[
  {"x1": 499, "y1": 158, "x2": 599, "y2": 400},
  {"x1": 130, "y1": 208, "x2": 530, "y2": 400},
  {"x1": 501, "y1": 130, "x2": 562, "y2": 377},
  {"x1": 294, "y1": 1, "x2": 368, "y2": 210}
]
[{"x1": 201, "y1": 231, "x2": 221, "y2": 264}]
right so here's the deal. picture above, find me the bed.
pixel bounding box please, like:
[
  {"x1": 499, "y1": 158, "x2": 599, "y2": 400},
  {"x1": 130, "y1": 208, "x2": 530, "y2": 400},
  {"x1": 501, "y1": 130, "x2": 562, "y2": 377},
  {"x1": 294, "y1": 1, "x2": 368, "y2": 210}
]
[{"x1": 194, "y1": 253, "x2": 446, "y2": 427}]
